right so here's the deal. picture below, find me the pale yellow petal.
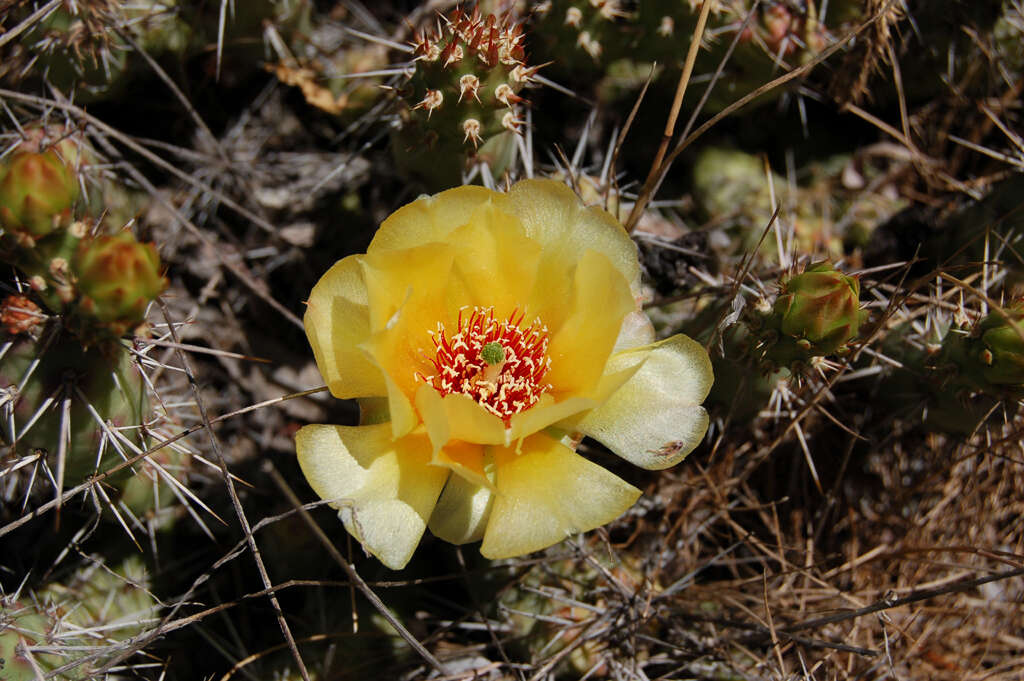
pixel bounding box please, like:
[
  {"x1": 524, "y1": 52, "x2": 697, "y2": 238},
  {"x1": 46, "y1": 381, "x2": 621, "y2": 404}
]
[
  {"x1": 304, "y1": 255, "x2": 385, "y2": 399},
  {"x1": 360, "y1": 242, "x2": 456, "y2": 333},
  {"x1": 429, "y1": 473, "x2": 494, "y2": 545},
  {"x1": 295, "y1": 424, "x2": 449, "y2": 569},
  {"x1": 578, "y1": 334, "x2": 713, "y2": 470},
  {"x1": 382, "y1": 372, "x2": 418, "y2": 438},
  {"x1": 368, "y1": 185, "x2": 510, "y2": 254},
  {"x1": 613, "y1": 309, "x2": 656, "y2": 352},
  {"x1": 544, "y1": 249, "x2": 635, "y2": 396},
  {"x1": 480, "y1": 433, "x2": 640, "y2": 559},
  {"x1": 508, "y1": 179, "x2": 641, "y2": 295}
]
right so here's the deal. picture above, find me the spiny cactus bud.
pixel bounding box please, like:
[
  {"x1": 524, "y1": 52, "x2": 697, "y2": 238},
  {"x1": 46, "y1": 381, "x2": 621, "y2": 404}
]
[
  {"x1": 72, "y1": 230, "x2": 167, "y2": 337},
  {"x1": 0, "y1": 147, "x2": 79, "y2": 246},
  {"x1": 755, "y1": 261, "x2": 863, "y2": 371},
  {"x1": 950, "y1": 302, "x2": 1024, "y2": 391},
  {"x1": 393, "y1": 6, "x2": 536, "y2": 187},
  {"x1": 975, "y1": 305, "x2": 1024, "y2": 386}
]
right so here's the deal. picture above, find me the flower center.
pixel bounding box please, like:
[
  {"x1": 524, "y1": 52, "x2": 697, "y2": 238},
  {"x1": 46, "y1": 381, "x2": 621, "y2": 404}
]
[{"x1": 417, "y1": 306, "x2": 552, "y2": 423}]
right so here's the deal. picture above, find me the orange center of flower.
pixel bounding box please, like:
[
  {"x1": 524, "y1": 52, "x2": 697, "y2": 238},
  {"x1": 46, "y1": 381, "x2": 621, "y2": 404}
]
[{"x1": 417, "y1": 306, "x2": 552, "y2": 423}]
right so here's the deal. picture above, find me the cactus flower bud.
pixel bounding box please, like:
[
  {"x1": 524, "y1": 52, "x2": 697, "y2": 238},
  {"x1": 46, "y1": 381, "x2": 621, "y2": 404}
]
[
  {"x1": 0, "y1": 149, "x2": 79, "y2": 245},
  {"x1": 975, "y1": 303, "x2": 1024, "y2": 387},
  {"x1": 72, "y1": 231, "x2": 167, "y2": 336},
  {"x1": 758, "y1": 261, "x2": 863, "y2": 369}
]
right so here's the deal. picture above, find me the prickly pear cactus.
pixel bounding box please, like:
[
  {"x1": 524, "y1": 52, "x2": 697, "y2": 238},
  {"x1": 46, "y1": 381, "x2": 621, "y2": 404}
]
[
  {"x1": 72, "y1": 230, "x2": 168, "y2": 338},
  {"x1": 392, "y1": 7, "x2": 536, "y2": 187},
  {"x1": 531, "y1": 0, "x2": 856, "y2": 112},
  {"x1": 0, "y1": 556, "x2": 157, "y2": 680},
  {"x1": 1, "y1": 0, "x2": 193, "y2": 102},
  {"x1": 751, "y1": 261, "x2": 864, "y2": 372}
]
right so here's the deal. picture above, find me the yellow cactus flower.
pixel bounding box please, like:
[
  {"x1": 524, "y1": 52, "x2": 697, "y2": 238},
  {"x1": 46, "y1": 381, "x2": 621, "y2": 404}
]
[{"x1": 296, "y1": 179, "x2": 713, "y2": 569}]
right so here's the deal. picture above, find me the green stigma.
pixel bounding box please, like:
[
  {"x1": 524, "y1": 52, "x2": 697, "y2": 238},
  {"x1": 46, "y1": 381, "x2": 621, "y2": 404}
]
[{"x1": 481, "y1": 341, "x2": 506, "y2": 365}]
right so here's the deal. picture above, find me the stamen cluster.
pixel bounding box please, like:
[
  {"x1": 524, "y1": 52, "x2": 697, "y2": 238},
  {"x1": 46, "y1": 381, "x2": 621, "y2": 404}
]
[{"x1": 418, "y1": 306, "x2": 552, "y2": 423}]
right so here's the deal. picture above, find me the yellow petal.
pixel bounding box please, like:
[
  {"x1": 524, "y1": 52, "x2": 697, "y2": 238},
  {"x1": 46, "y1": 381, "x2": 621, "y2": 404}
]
[
  {"x1": 304, "y1": 255, "x2": 385, "y2": 399},
  {"x1": 507, "y1": 393, "x2": 597, "y2": 441},
  {"x1": 578, "y1": 334, "x2": 713, "y2": 470},
  {"x1": 295, "y1": 424, "x2": 448, "y2": 569},
  {"x1": 359, "y1": 243, "x2": 462, "y2": 435},
  {"x1": 428, "y1": 473, "x2": 494, "y2": 545},
  {"x1": 381, "y1": 372, "x2": 418, "y2": 439},
  {"x1": 544, "y1": 249, "x2": 635, "y2": 396},
  {"x1": 480, "y1": 433, "x2": 641, "y2": 559},
  {"x1": 431, "y1": 439, "x2": 492, "y2": 490},
  {"x1": 416, "y1": 384, "x2": 508, "y2": 450},
  {"x1": 508, "y1": 179, "x2": 641, "y2": 296},
  {"x1": 360, "y1": 242, "x2": 456, "y2": 333},
  {"x1": 447, "y1": 203, "x2": 541, "y2": 315},
  {"x1": 368, "y1": 185, "x2": 511, "y2": 254}
]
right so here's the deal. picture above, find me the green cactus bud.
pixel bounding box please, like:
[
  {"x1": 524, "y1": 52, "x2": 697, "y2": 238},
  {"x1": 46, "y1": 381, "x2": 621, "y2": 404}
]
[
  {"x1": 392, "y1": 7, "x2": 534, "y2": 187},
  {"x1": 0, "y1": 149, "x2": 79, "y2": 246},
  {"x1": 757, "y1": 261, "x2": 863, "y2": 370},
  {"x1": 973, "y1": 303, "x2": 1024, "y2": 387},
  {"x1": 72, "y1": 231, "x2": 167, "y2": 337}
]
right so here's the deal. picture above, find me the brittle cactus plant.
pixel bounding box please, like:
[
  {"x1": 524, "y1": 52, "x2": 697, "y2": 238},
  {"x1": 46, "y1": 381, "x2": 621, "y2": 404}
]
[
  {"x1": 0, "y1": 329, "x2": 150, "y2": 502},
  {"x1": 392, "y1": 7, "x2": 537, "y2": 187},
  {"x1": 1, "y1": 0, "x2": 193, "y2": 102}
]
